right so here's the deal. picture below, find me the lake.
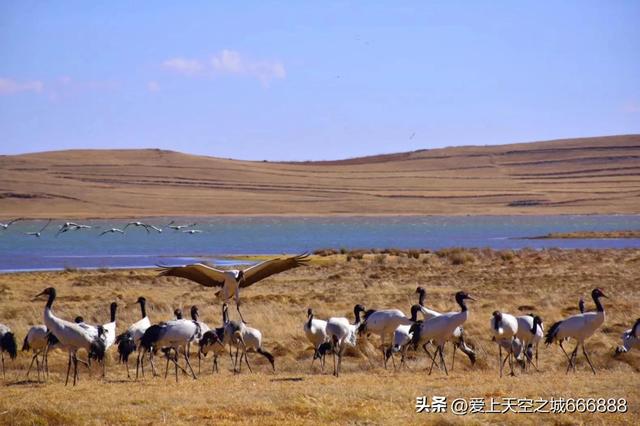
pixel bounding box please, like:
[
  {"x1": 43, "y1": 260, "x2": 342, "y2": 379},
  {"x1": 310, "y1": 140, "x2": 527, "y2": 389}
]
[{"x1": 1, "y1": 215, "x2": 639, "y2": 272}]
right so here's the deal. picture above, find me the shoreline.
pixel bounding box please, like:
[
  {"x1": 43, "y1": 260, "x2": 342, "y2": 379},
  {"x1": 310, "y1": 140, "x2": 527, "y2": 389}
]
[
  {"x1": 523, "y1": 230, "x2": 640, "y2": 240},
  {"x1": 3, "y1": 213, "x2": 640, "y2": 221}
]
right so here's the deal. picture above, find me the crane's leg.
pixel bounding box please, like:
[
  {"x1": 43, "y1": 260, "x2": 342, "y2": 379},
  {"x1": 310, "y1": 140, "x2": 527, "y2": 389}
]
[
  {"x1": 566, "y1": 343, "x2": 579, "y2": 373},
  {"x1": 235, "y1": 289, "x2": 247, "y2": 323},
  {"x1": 184, "y1": 347, "x2": 198, "y2": 379},
  {"x1": 428, "y1": 346, "x2": 439, "y2": 375},
  {"x1": 72, "y1": 353, "x2": 79, "y2": 386},
  {"x1": 558, "y1": 341, "x2": 572, "y2": 364},
  {"x1": 243, "y1": 351, "x2": 253, "y2": 373},
  {"x1": 498, "y1": 344, "x2": 503, "y2": 377},
  {"x1": 135, "y1": 351, "x2": 141, "y2": 380},
  {"x1": 175, "y1": 350, "x2": 179, "y2": 383},
  {"x1": 535, "y1": 344, "x2": 539, "y2": 369},
  {"x1": 65, "y1": 352, "x2": 72, "y2": 386},
  {"x1": 26, "y1": 352, "x2": 37, "y2": 379},
  {"x1": 36, "y1": 353, "x2": 42, "y2": 383},
  {"x1": 337, "y1": 346, "x2": 344, "y2": 378},
  {"x1": 164, "y1": 350, "x2": 170, "y2": 379},
  {"x1": 439, "y1": 345, "x2": 448, "y2": 375},
  {"x1": 582, "y1": 343, "x2": 597, "y2": 375},
  {"x1": 451, "y1": 344, "x2": 457, "y2": 371},
  {"x1": 1, "y1": 352, "x2": 4, "y2": 380}
]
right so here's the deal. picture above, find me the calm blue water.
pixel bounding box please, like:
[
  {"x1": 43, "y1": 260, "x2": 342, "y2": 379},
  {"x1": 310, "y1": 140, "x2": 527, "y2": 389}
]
[{"x1": 0, "y1": 216, "x2": 639, "y2": 272}]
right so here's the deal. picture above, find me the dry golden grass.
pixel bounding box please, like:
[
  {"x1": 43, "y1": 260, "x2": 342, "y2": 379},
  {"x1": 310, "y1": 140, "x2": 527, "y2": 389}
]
[
  {"x1": 1, "y1": 249, "x2": 640, "y2": 425},
  {"x1": 1, "y1": 135, "x2": 640, "y2": 218},
  {"x1": 535, "y1": 230, "x2": 640, "y2": 239}
]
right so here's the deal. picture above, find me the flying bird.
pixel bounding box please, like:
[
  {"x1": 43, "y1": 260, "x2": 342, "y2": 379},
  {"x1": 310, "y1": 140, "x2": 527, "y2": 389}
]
[
  {"x1": 0, "y1": 218, "x2": 22, "y2": 230},
  {"x1": 182, "y1": 229, "x2": 202, "y2": 234},
  {"x1": 25, "y1": 219, "x2": 52, "y2": 238},
  {"x1": 124, "y1": 221, "x2": 151, "y2": 233},
  {"x1": 99, "y1": 228, "x2": 125, "y2": 236},
  {"x1": 158, "y1": 253, "x2": 310, "y2": 323},
  {"x1": 167, "y1": 220, "x2": 197, "y2": 231}
]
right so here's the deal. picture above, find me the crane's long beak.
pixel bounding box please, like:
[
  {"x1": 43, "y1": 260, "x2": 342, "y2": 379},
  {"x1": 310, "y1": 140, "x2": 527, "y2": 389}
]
[
  {"x1": 32, "y1": 290, "x2": 46, "y2": 300},
  {"x1": 466, "y1": 295, "x2": 476, "y2": 301}
]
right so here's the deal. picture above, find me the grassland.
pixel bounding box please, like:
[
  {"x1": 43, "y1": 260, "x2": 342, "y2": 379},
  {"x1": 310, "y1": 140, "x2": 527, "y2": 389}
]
[
  {"x1": 1, "y1": 134, "x2": 639, "y2": 218},
  {"x1": 1, "y1": 249, "x2": 639, "y2": 425}
]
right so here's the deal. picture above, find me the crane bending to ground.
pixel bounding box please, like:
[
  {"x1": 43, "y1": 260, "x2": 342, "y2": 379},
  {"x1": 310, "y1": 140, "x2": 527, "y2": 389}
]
[{"x1": 157, "y1": 253, "x2": 309, "y2": 323}]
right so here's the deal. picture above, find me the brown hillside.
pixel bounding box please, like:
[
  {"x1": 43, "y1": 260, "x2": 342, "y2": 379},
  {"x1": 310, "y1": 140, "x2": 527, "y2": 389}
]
[{"x1": 1, "y1": 135, "x2": 639, "y2": 218}]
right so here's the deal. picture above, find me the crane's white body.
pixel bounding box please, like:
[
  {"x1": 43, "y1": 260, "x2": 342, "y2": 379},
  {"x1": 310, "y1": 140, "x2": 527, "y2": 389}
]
[
  {"x1": 304, "y1": 313, "x2": 328, "y2": 370},
  {"x1": 326, "y1": 310, "x2": 362, "y2": 377},
  {"x1": 516, "y1": 315, "x2": 543, "y2": 346},
  {"x1": 128, "y1": 316, "x2": 151, "y2": 345},
  {"x1": 304, "y1": 318, "x2": 328, "y2": 350},
  {"x1": 615, "y1": 320, "x2": 639, "y2": 354},
  {"x1": 490, "y1": 312, "x2": 518, "y2": 340},
  {"x1": 545, "y1": 288, "x2": 607, "y2": 375},
  {"x1": 548, "y1": 312, "x2": 605, "y2": 342}
]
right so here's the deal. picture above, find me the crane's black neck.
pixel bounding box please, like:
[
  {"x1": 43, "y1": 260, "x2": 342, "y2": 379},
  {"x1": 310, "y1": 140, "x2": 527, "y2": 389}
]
[
  {"x1": 410, "y1": 305, "x2": 421, "y2": 322},
  {"x1": 530, "y1": 317, "x2": 539, "y2": 335},
  {"x1": 418, "y1": 290, "x2": 426, "y2": 307},
  {"x1": 354, "y1": 306, "x2": 363, "y2": 323},
  {"x1": 456, "y1": 294, "x2": 468, "y2": 312},
  {"x1": 191, "y1": 307, "x2": 199, "y2": 321},
  {"x1": 592, "y1": 293, "x2": 605, "y2": 312},
  {"x1": 307, "y1": 311, "x2": 313, "y2": 328},
  {"x1": 493, "y1": 312, "x2": 501, "y2": 331},
  {"x1": 110, "y1": 303, "x2": 117, "y2": 322},
  {"x1": 46, "y1": 289, "x2": 56, "y2": 309},
  {"x1": 139, "y1": 299, "x2": 147, "y2": 319},
  {"x1": 222, "y1": 306, "x2": 229, "y2": 324}
]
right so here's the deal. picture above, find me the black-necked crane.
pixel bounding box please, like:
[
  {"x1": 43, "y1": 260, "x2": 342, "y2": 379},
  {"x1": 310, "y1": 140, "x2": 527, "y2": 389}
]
[
  {"x1": 190, "y1": 305, "x2": 210, "y2": 373},
  {"x1": 515, "y1": 314, "x2": 543, "y2": 370},
  {"x1": 304, "y1": 308, "x2": 328, "y2": 371},
  {"x1": 138, "y1": 315, "x2": 202, "y2": 382},
  {"x1": 34, "y1": 287, "x2": 106, "y2": 385},
  {"x1": 0, "y1": 323, "x2": 17, "y2": 379},
  {"x1": 545, "y1": 288, "x2": 607, "y2": 374},
  {"x1": 167, "y1": 220, "x2": 196, "y2": 230},
  {"x1": 236, "y1": 325, "x2": 275, "y2": 373},
  {"x1": 99, "y1": 302, "x2": 118, "y2": 377},
  {"x1": 615, "y1": 318, "x2": 640, "y2": 355},
  {"x1": 0, "y1": 218, "x2": 21, "y2": 230},
  {"x1": 199, "y1": 303, "x2": 230, "y2": 374},
  {"x1": 116, "y1": 297, "x2": 151, "y2": 379},
  {"x1": 490, "y1": 311, "x2": 519, "y2": 377},
  {"x1": 221, "y1": 304, "x2": 251, "y2": 374},
  {"x1": 158, "y1": 253, "x2": 309, "y2": 323},
  {"x1": 357, "y1": 306, "x2": 417, "y2": 369},
  {"x1": 410, "y1": 291, "x2": 474, "y2": 375},
  {"x1": 22, "y1": 325, "x2": 50, "y2": 381},
  {"x1": 25, "y1": 219, "x2": 52, "y2": 238},
  {"x1": 325, "y1": 304, "x2": 365, "y2": 377},
  {"x1": 99, "y1": 228, "x2": 125, "y2": 236},
  {"x1": 415, "y1": 287, "x2": 476, "y2": 370},
  {"x1": 385, "y1": 305, "x2": 423, "y2": 369},
  {"x1": 124, "y1": 221, "x2": 152, "y2": 233}
]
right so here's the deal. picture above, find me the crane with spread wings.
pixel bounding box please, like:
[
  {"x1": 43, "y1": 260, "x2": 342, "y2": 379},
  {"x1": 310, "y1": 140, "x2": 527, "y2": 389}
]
[{"x1": 158, "y1": 253, "x2": 310, "y2": 322}]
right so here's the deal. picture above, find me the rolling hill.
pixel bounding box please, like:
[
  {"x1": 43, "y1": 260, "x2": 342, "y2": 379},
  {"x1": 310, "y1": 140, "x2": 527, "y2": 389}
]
[{"x1": 1, "y1": 135, "x2": 639, "y2": 218}]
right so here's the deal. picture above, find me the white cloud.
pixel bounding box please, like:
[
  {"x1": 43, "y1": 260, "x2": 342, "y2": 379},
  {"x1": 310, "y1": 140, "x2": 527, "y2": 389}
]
[
  {"x1": 147, "y1": 81, "x2": 160, "y2": 92},
  {"x1": 162, "y1": 57, "x2": 204, "y2": 76},
  {"x1": 211, "y1": 49, "x2": 286, "y2": 86},
  {"x1": 0, "y1": 78, "x2": 44, "y2": 95}
]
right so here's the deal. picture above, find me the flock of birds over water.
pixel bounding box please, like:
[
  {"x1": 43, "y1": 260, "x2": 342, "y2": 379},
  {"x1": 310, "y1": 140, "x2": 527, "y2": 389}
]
[
  {"x1": 0, "y1": 239, "x2": 639, "y2": 386},
  {"x1": 0, "y1": 218, "x2": 205, "y2": 237}
]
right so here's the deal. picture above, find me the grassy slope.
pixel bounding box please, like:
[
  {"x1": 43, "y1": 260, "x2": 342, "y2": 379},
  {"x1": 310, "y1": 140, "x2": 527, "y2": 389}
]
[
  {"x1": 1, "y1": 135, "x2": 639, "y2": 218},
  {"x1": 0, "y1": 249, "x2": 639, "y2": 425}
]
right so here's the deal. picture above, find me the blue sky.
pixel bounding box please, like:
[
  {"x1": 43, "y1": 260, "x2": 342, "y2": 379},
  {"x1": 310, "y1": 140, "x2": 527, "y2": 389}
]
[{"x1": 1, "y1": 1, "x2": 639, "y2": 161}]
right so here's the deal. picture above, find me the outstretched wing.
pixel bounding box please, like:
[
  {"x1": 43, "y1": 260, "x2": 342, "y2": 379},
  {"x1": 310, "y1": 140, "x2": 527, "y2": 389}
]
[
  {"x1": 38, "y1": 219, "x2": 52, "y2": 233},
  {"x1": 241, "y1": 253, "x2": 310, "y2": 288},
  {"x1": 157, "y1": 263, "x2": 227, "y2": 288}
]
